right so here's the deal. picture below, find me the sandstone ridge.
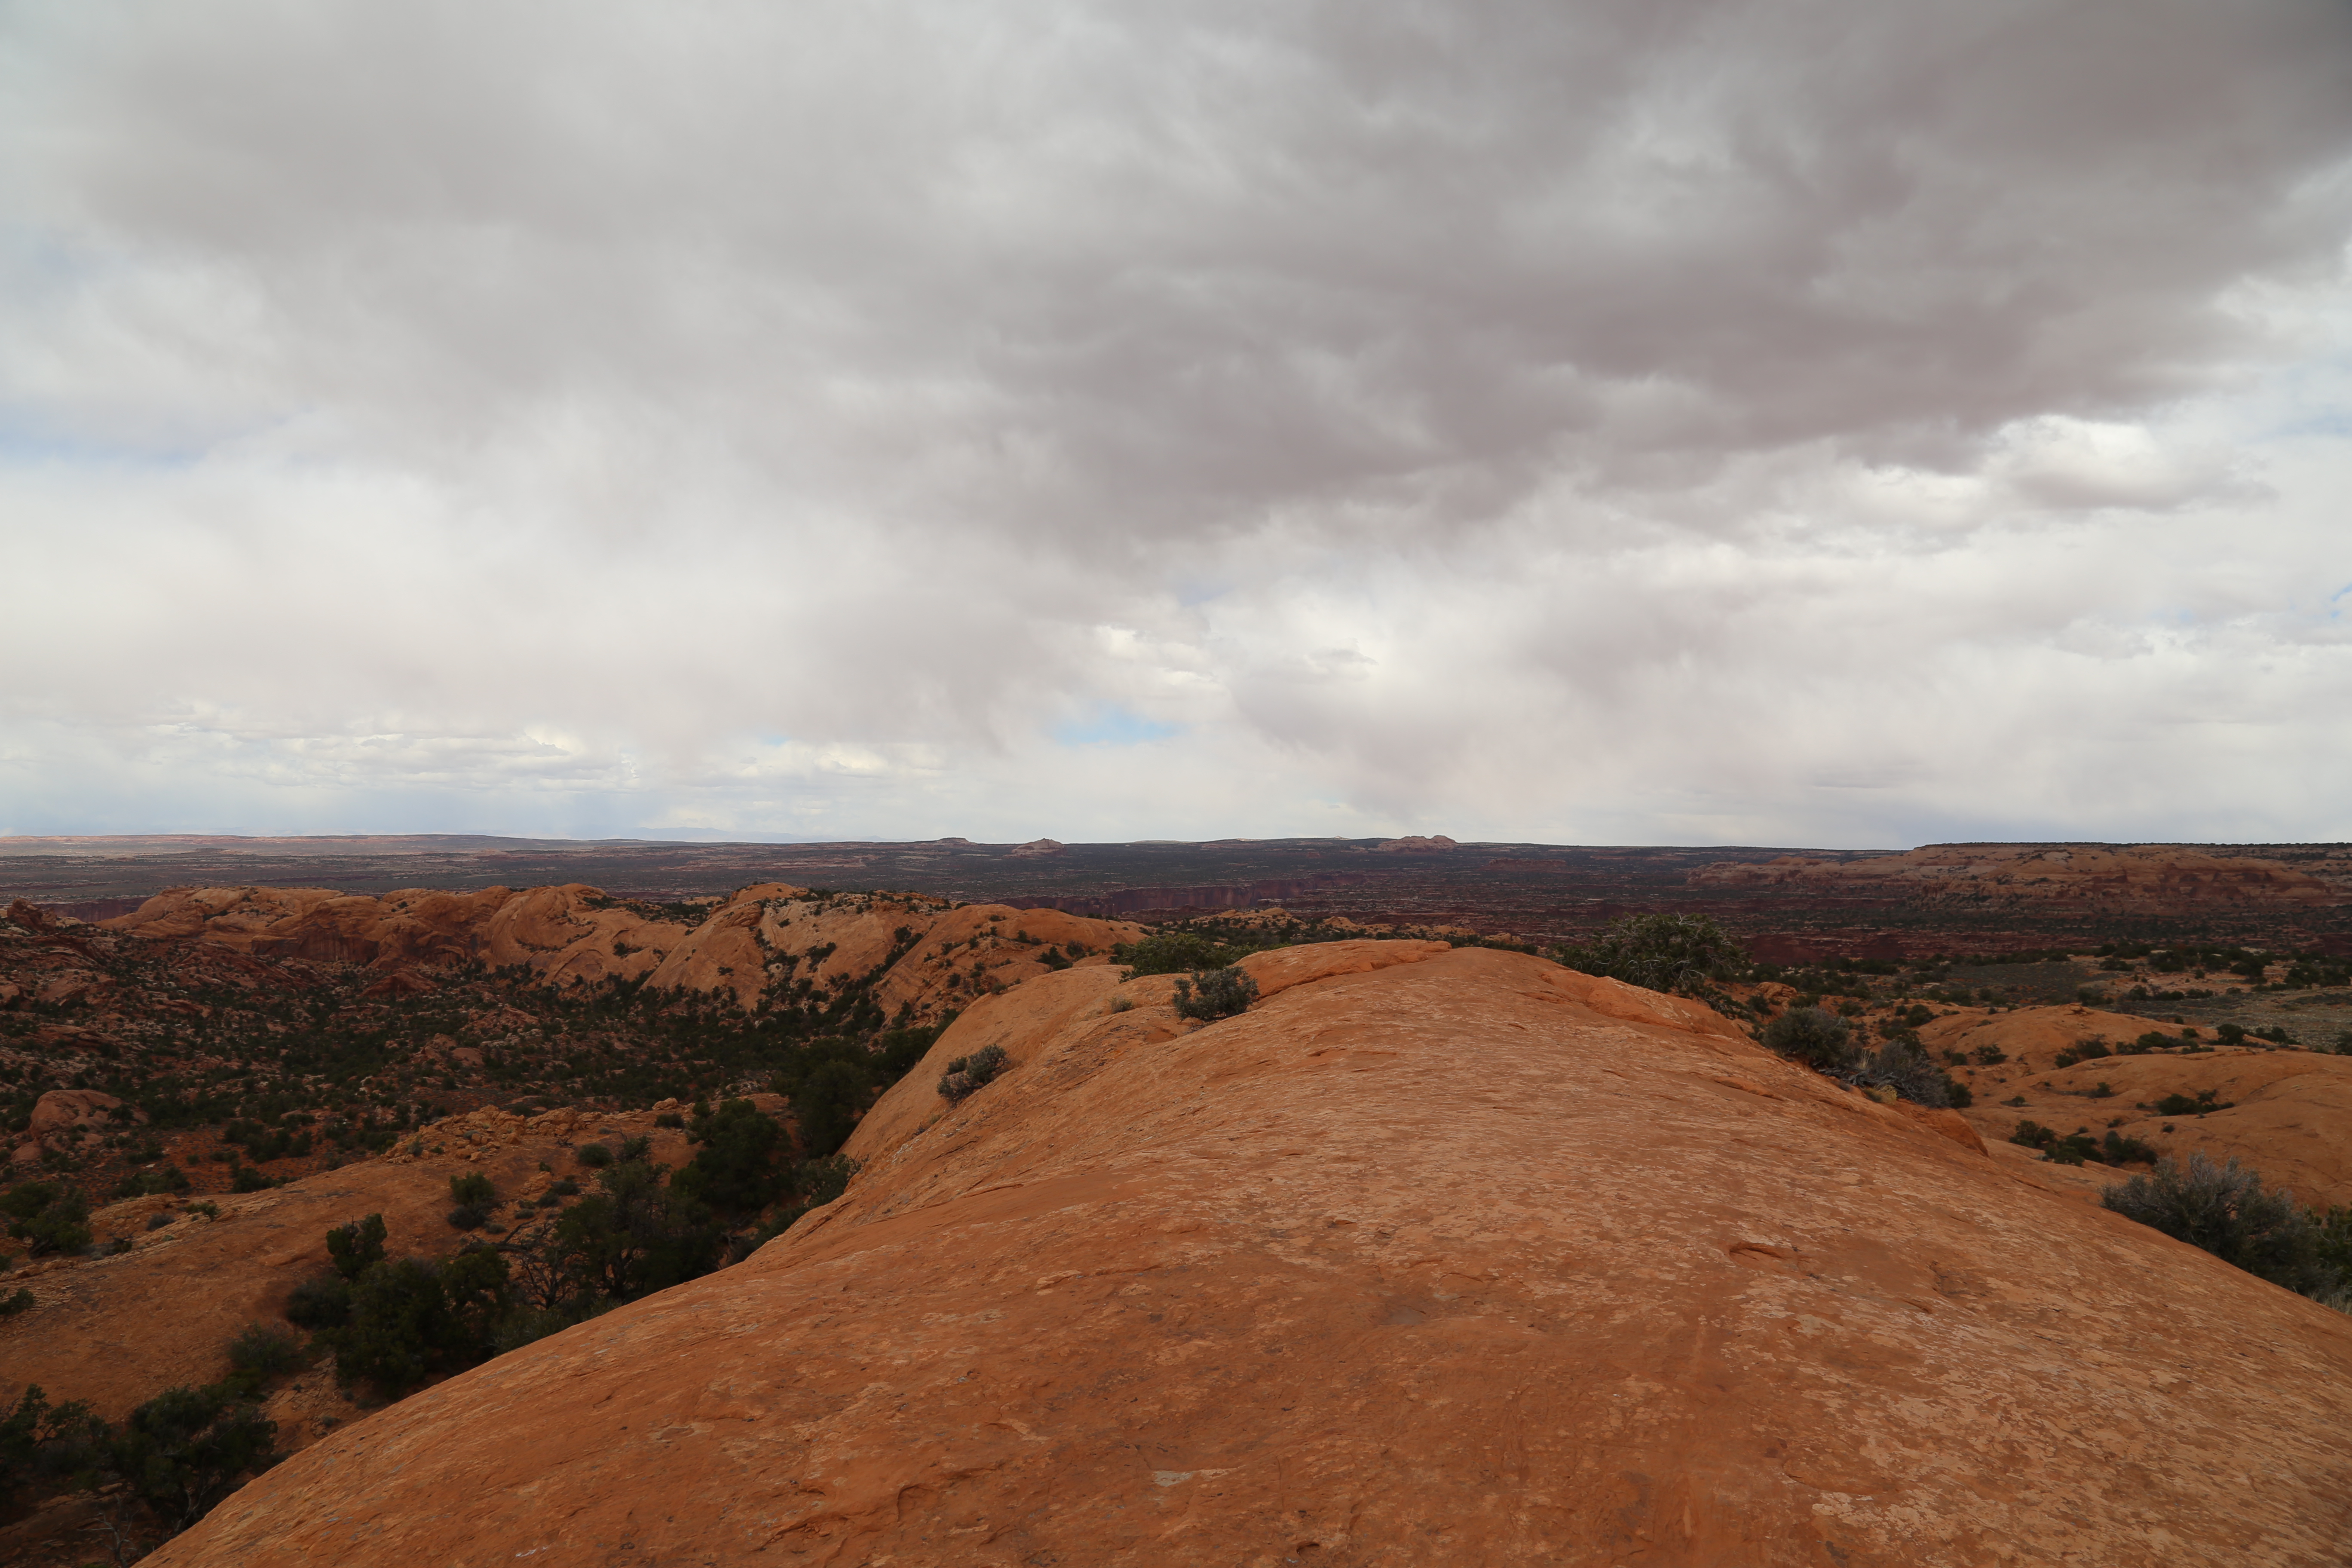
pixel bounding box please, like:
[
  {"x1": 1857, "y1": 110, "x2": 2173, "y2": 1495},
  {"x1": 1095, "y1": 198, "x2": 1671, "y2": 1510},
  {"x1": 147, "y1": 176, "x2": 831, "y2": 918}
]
[
  {"x1": 102, "y1": 883, "x2": 1146, "y2": 1018},
  {"x1": 155, "y1": 943, "x2": 2352, "y2": 1567}
]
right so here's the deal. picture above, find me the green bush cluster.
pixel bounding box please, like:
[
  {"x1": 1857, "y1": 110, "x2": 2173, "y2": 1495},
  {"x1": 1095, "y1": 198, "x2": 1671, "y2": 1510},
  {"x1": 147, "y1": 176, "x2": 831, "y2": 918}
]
[
  {"x1": 769, "y1": 1025, "x2": 942, "y2": 1158},
  {"x1": 1554, "y1": 913, "x2": 1749, "y2": 998},
  {"x1": 109, "y1": 1164, "x2": 191, "y2": 1200},
  {"x1": 1761, "y1": 1007, "x2": 1853, "y2": 1069},
  {"x1": 1173, "y1": 967, "x2": 1258, "y2": 1022},
  {"x1": 1116, "y1": 932, "x2": 1265, "y2": 977},
  {"x1": 938, "y1": 1045, "x2": 1010, "y2": 1104},
  {"x1": 2, "y1": 1182, "x2": 91, "y2": 1256},
  {"x1": 2010, "y1": 1121, "x2": 2156, "y2": 1167},
  {"x1": 3, "y1": 1378, "x2": 278, "y2": 1540},
  {"x1": 2102, "y1": 1153, "x2": 2351, "y2": 1302}
]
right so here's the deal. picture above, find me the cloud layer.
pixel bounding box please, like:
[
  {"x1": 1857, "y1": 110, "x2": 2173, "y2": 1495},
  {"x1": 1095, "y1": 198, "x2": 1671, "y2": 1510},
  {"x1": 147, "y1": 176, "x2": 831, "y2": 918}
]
[{"x1": 5, "y1": 0, "x2": 2352, "y2": 845}]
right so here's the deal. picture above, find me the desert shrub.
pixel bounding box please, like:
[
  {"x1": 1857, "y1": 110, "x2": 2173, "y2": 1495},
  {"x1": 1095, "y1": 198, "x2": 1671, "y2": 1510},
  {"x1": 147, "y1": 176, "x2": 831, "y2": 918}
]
[
  {"x1": 1761, "y1": 1007, "x2": 1856, "y2": 1071},
  {"x1": 2009, "y1": 1120, "x2": 2059, "y2": 1150},
  {"x1": 1556, "y1": 913, "x2": 1748, "y2": 996},
  {"x1": 2074, "y1": 1038, "x2": 2111, "y2": 1060},
  {"x1": 446, "y1": 1204, "x2": 487, "y2": 1231},
  {"x1": 729, "y1": 1155, "x2": 866, "y2": 1259},
  {"x1": 0, "y1": 1288, "x2": 31, "y2": 1318},
  {"x1": 575, "y1": 1143, "x2": 613, "y2": 1168},
  {"x1": 0, "y1": 1384, "x2": 107, "y2": 1510},
  {"x1": 671, "y1": 1099, "x2": 786, "y2": 1214},
  {"x1": 2102, "y1": 1153, "x2": 2336, "y2": 1296},
  {"x1": 2153, "y1": 1090, "x2": 2227, "y2": 1118},
  {"x1": 449, "y1": 1172, "x2": 494, "y2": 1208},
  {"x1": 2101, "y1": 1131, "x2": 2159, "y2": 1165},
  {"x1": 548, "y1": 1176, "x2": 580, "y2": 1197},
  {"x1": 225, "y1": 1323, "x2": 304, "y2": 1383},
  {"x1": 317, "y1": 1250, "x2": 512, "y2": 1400},
  {"x1": 655, "y1": 1112, "x2": 684, "y2": 1128},
  {"x1": 534, "y1": 1161, "x2": 723, "y2": 1308},
  {"x1": 2133, "y1": 1031, "x2": 2174, "y2": 1053},
  {"x1": 2042, "y1": 1131, "x2": 2104, "y2": 1165},
  {"x1": 107, "y1": 1383, "x2": 278, "y2": 1531},
  {"x1": 326, "y1": 1213, "x2": 387, "y2": 1281},
  {"x1": 938, "y1": 1044, "x2": 1011, "y2": 1104},
  {"x1": 1971, "y1": 1044, "x2": 2007, "y2": 1066},
  {"x1": 229, "y1": 1165, "x2": 276, "y2": 1193},
  {"x1": 619, "y1": 1136, "x2": 652, "y2": 1162},
  {"x1": 1173, "y1": 966, "x2": 1259, "y2": 1022},
  {"x1": 2215, "y1": 1023, "x2": 2247, "y2": 1045},
  {"x1": 109, "y1": 1164, "x2": 191, "y2": 1200},
  {"x1": 1853, "y1": 1039, "x2": 1952, "y2": 1108},
  {"x1": 785, "y1": 1057, "x2": 869, "y2": 1157},
  {"x1": 794, "y1": 1154, "x2": 861, "y2": 1208},
  {"x1": 283, "y1": 1274, "x2": 351, "y2": 1330},
  {"x1": 1117, "y1": 932, "x2": 1258, "y2": 977},
  {"x1": 2, "y1": 1183, "x2": 91, "y2": 1256}
]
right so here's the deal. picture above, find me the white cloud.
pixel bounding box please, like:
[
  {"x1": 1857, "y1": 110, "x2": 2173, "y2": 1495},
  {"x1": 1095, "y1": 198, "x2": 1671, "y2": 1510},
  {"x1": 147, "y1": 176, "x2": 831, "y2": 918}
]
[{"x1": 3, "y1": 0, "x2": 2351, "y2": 845}]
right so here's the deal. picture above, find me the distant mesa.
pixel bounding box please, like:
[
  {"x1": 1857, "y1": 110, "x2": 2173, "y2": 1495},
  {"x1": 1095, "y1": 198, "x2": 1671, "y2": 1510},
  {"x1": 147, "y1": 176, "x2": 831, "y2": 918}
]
[
  {"x1": 1377, "y1": 834, "x2": 1459, "y2": 853},
  {"x1": 1690, "y1": 844, "x2": 2338, "y2": 909},
  {"x1": 1006, "y1": 838, "x2": 1066, "y2": 858}
]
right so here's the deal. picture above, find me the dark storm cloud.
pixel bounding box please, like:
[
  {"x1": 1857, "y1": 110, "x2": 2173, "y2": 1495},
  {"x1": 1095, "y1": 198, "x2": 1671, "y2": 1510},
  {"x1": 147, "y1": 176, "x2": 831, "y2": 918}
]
[{"x1": 3, "y1": 0, "x2": 2350, "y2": 840}]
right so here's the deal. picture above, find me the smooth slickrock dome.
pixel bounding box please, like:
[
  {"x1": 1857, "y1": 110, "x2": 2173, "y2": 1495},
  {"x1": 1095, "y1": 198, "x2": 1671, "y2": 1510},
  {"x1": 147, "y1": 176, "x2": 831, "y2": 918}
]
[{"x1": 153, "y1": 944, "x2": 2352, "y2": 1566}]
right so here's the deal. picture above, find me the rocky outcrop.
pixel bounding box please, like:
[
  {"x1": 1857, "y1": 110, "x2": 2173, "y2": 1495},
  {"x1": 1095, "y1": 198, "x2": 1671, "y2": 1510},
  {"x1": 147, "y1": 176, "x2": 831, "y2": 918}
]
[
  {"x1": 103, "y1": 883, "x2": 1146, "y2": 1021},
  {"x1": 153, "y1": 945, "x2": 2352, "y2": 1567},
  {"x1": 1691, "y1": 844, "x2": 2339, "y2": 910},
  {"x1": 1377, "y1": 833, "x2": 1459, "y2": 852},
  {"x1": 9, "y1": 1088, "x2": 143, "y2": 1167}
]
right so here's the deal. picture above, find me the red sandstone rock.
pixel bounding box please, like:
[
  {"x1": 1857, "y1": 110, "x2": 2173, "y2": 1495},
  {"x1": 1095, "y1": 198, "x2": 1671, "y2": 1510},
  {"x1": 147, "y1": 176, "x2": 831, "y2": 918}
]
[
  {"x1": 1690, "y1": 844, "x2": 2338, "y2": 909},
  {"x1": 150, "y1": 946, "x2": 2352, "y2": 1567},
  {"x1": 104, "y1": 883, "x2": 1142, "y2": 1023},
  {"x1": 1929, "y1": 1005, "x2": 2352, "y2": 1209}
]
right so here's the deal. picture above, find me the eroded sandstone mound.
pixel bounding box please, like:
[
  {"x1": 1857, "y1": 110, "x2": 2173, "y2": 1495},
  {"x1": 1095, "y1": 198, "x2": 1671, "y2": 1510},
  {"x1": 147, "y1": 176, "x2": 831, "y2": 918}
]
[
  {"x1": 152, "y1": 943, "x2": 2352, "y2": 1567},
  {"x1": 103, "y1": 883, "x2": 1143, "y2": 1017},
  {"x1": 1923, "y1": 1004, "x2": 2352, "y2": 1210}
]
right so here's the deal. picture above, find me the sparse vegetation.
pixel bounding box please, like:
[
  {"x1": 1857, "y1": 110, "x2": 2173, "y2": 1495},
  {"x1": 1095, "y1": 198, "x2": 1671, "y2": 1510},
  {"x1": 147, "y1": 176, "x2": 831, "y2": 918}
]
[
  {"x1": 1555, "y1": 912, "x2": 1748, "y2": 998},
  {"x1": 1173, "y1": 966, "x2": 1259, "y2": 1022},
  {"x1": 1761, "y1": 1007, "x2": 1855, "y2": 1071},
  {"x1": 938, "y1": 1045, "x2": 1011, "y2": 1104},
  {"x1": 2, "y1": 1181, "x2": 92, "y2": 1256},
  {"x1": 2102, "y1": 1153, "x2": 2347, "y2": 1301}
]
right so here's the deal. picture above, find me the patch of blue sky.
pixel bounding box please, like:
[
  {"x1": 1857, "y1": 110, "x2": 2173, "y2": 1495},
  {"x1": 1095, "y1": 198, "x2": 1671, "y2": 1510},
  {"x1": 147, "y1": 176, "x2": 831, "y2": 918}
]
[
  {"x1": 1053, "y1": 704, "x2": 1182, "y2": 747},
  {"x1": 0, "y1": 416, "x2": 207, "y2": 472}
]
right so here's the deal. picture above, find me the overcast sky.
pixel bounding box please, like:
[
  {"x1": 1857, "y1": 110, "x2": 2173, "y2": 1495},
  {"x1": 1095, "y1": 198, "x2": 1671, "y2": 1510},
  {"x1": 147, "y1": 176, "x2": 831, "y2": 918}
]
[{"x1": 5, "y1": 1, "x2": 2351, "y2": 848}]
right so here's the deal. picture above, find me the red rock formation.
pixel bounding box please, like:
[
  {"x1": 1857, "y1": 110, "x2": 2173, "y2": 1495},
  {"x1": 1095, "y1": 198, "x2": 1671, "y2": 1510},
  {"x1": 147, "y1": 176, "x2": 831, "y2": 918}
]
[
  {"x1": 9, "y1": 1088, "x2": 142, "y2": 1167},
  {"x1": 153, "y1": 945, "x2": 2352, "y2": 1567},
  {"x1": 102, "y1": 884, "x2": 1144, "y2": 1020},
  {"x1": 1928, "y1": 1004, "x2": 2352, "y2": 1210},
  {"x1": 1691, "y1": 844, "x2": 2338, "y2": 910}
]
